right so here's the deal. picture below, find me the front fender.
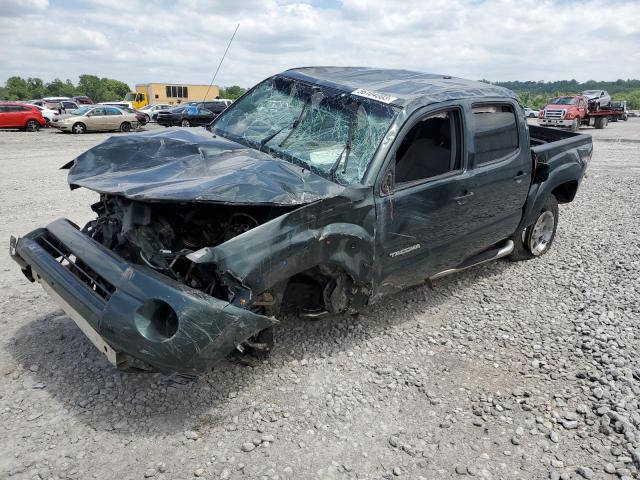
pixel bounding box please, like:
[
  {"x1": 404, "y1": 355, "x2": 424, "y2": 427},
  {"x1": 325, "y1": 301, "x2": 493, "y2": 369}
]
[{"x1": 189, "y1": 197, "x2": 376, "y2": 300}]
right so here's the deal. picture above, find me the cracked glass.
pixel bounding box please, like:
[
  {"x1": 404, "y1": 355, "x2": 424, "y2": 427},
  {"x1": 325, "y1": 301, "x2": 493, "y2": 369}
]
[{"x1": 210, "y1": 75, "x2": 399, "y2": 184}]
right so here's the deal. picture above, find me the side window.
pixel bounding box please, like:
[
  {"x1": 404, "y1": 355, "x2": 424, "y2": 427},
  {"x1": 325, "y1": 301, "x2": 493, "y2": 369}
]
[
  {"x1": 199, "y1": 108, "x2": 213, "y2": 115},
  {"x1": 471, "y1": 104, "x2": 519, "y2": 165},
  {"x1": 106, "y1": 107, "x2": 122, "y2": 115},
  {"x1": 394, "y1": 109, "x2": 462, "y2": 185},
  {"x1": 0, "y1": 106, "x2": 7, "y2": 113},
  {"x1": 91, "y1": 108, "x2": 105, "y2": 116}
]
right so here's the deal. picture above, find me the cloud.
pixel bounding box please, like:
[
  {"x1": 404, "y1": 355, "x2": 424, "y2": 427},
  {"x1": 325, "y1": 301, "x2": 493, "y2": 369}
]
[
  {"x1": 0, "y1": 0, "x2": 48, "y2": 17},
  {"x1": 0, "y1": 0, "x2": 638, "y2": 90}
]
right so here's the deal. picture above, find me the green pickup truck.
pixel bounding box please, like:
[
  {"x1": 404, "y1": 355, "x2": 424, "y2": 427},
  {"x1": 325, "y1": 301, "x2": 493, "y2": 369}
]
[{"x1": 10, "y1": 67, "x2": 592, "y2": 374}]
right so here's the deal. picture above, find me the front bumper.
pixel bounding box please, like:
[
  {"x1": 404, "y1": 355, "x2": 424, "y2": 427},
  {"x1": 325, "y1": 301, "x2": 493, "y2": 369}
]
[
  {"x1": 538, "y1": 118, "x2": 575, "y2": 128},
  {"x1": 10, "y1": 219, "x2": 275, "y2": 374}
]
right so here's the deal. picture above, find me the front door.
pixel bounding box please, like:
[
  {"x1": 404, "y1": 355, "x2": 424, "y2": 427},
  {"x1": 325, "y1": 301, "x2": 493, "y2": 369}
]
[{"x1": 374, "y1": 107, "x2": 476, "y2": 292}]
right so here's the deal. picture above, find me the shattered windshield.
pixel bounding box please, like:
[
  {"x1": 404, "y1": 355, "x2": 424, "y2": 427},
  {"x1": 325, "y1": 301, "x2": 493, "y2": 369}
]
[{"x1": 210, "y1": 75, "x2": 399, "y2": 184}]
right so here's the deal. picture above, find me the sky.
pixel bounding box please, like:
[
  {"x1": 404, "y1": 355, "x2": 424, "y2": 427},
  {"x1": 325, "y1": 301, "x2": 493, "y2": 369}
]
[{"x1": 1, "y1": 0, "x2": 639, "y2": 89}]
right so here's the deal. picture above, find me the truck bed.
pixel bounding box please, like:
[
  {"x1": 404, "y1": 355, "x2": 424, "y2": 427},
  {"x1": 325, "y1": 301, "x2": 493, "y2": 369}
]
[{"x1": 529, "y1": 125, "x2": 592, "y2": 161}]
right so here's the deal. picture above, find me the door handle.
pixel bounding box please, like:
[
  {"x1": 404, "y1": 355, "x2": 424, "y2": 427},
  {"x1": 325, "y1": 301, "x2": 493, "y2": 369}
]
[
  {"x1": 513, "y1": 171, "x2": 528, "y2": 183},
  {"x1": 453, "y1": 191, "x2": 474, "y2": 204}
]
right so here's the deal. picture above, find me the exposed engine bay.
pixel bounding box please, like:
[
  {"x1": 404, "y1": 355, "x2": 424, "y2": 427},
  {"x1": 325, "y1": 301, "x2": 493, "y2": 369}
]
[{"x1": 82, "y1": 194, "x2": 295, "y2": 302}]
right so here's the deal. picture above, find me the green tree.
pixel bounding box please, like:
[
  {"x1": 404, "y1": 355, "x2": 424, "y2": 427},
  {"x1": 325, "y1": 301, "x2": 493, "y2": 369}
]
[
  {"x1": 26, "y1": 78, "x2": 45, "y2": 99},
  {"x1": 220, "y1": 85, "x2": 246, "y2": 100},
  {"x1": 6, "y1": 76, "x2": 29, "y2": 99},
  {"x1": 77, "y1": 74, "x2": 102, "y2": 101}
]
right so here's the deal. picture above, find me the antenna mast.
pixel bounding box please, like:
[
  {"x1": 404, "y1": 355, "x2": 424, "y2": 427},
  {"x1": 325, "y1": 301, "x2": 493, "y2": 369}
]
[{"x1": 203, "y1": 23, "x2": 240, "y2": 101}]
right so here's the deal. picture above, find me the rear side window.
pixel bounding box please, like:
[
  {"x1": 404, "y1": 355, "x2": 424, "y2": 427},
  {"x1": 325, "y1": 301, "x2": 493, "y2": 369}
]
[
  {"x1": 106, "y1": 107, "x2": 122, "y2": 115},
  {"x1": 471, "y1": 104, "x2": 519, "y2": 165}
]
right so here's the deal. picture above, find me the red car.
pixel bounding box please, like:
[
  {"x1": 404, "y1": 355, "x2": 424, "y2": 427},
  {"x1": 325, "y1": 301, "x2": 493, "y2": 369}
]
[{"x1": 0, "y1": 102, "x2": 47, "y2": 131}]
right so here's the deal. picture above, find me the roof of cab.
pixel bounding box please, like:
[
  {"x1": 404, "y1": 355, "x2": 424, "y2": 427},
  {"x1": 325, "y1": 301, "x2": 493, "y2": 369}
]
[{"x1": 282, "y1": 66, "x2": 518, "y2": 107}]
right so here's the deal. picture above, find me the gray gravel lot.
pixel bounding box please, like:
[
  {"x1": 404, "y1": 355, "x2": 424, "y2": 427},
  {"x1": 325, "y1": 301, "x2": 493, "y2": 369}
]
[{"x1": 1, "y1": 120, "x2": 639, "y2": 480}]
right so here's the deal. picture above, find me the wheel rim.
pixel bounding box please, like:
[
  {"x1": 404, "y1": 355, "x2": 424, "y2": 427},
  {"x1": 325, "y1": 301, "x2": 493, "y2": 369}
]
[
  {"x1": 73, "y1": 124, "x2": 84, "y2": 133},
  {"x1": 529, "y1": 210, "x2": 555, "y2": 255},
  {"x1": 27, "y1": 121, "x2": 38, "y2": 131},
  {"x1": 181, "y1": 120, "x2": 189, "y2": 127}
]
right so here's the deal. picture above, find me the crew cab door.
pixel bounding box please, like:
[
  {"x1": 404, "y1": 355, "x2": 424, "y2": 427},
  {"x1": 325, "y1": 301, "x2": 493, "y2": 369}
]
[
  {"x1": 464, "y1": 102, "x2": 531, "y2": 254},
  {"x1": 374, "y1": 106, "x2": 474, "y2": 291},
  {"x1": 373, "y1": 101, "x2": 531, "y2": 294}
]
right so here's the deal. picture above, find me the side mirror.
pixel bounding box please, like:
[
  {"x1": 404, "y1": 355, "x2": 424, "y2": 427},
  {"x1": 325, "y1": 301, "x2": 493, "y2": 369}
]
[
  {"x1": 380, "y1": 169, "x2": 394, "y2": 196},
  {"x1": 534, "y1": 162, "x2": 550, "y2": 183}
]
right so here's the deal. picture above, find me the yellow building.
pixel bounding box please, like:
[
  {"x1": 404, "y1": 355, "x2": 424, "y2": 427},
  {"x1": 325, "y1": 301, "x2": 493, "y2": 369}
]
[{"x1": 125, "y1": 83, "x2": 221, "y2": 108}]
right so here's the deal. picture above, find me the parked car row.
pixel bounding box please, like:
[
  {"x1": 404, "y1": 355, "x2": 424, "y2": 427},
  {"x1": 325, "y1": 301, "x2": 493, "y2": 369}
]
[{"x1": 1, "y1": 97, "x2": 233, "y2": 133}]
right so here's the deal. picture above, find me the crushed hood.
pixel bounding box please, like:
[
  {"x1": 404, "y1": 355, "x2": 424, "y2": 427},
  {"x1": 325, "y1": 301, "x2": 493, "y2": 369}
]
[{"x1": 65, "y1": 127, "x2": 346, "y2": 205}]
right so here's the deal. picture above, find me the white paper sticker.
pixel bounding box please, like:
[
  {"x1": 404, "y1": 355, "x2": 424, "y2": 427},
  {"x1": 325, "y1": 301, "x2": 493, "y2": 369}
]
[{"x1": 351, "y1": 88, "x2": 398, "y2": 104}]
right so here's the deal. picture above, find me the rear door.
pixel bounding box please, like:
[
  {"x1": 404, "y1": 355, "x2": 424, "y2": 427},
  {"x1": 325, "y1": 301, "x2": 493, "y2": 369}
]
[
  {"x1": 464, "y1": 102, "x2": 531, "y2": 253},
  {"x1": 105, "y1": 107, "x2": 124, "y2": 130}
]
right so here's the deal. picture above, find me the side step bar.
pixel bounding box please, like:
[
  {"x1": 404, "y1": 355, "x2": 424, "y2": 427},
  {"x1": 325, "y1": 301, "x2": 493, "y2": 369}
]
[{"x1": 430, "y1": 240, "x2": 514, "y2": 281}]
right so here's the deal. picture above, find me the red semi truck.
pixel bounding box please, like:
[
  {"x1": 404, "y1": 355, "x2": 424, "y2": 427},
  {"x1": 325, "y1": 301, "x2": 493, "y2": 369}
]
[{"x1": 538, "y1": 95, "x2": 615, "y2": 131}]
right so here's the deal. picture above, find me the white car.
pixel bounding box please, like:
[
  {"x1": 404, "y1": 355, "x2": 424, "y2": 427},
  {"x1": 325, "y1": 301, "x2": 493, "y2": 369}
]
[
  {"x1": 524, "y1": 107, "x2": 540, "y2": 118},
  {"x1": 33, "y1": 104, "x2": 59, "y2": 123},
  {"x1": 138, "y1": 103, "x2": 172, "y2": 122}
]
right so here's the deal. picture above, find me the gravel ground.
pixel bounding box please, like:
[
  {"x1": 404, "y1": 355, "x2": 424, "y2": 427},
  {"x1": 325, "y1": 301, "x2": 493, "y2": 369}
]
[{"x1": 0, "y1": 119, "x2": 639, "y2": 480}]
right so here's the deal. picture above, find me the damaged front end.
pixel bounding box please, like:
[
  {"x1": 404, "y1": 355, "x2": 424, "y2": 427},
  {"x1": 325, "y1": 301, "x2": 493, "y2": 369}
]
[{"x1": 10, "y1": 211, "x2": 279, "y2": 375}]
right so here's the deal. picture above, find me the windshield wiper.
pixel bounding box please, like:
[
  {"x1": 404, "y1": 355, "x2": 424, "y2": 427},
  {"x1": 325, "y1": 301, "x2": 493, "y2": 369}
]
[
  {"x1": 259, "y1": 96, "x2": 312, "y2": 149},
  {"x1": 329, "y1": 113, "x2": 356, "y2": 181}
]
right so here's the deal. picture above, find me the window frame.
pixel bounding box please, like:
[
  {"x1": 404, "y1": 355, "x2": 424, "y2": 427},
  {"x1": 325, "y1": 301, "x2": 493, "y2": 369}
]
[
  {"x1": 386, "y1": 106, "x2": 466, "y2": 193},
  {"x1": 469, "y1": 101, "x2": 521, "y2": 169}
]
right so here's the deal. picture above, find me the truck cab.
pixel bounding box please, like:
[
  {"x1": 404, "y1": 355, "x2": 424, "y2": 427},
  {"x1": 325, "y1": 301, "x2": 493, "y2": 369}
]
[
  {"x1": 123, "y1": 92, "x2": 147, "y2": 109},
  {"x1": 538, "y1": 95, "x2": 588, "y2": 132}
]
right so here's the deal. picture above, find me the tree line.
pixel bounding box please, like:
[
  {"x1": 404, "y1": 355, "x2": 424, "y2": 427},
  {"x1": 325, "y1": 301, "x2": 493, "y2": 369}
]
[
  {"x1": 0, "y1": 75, "x2": 131, "y2": 102},
  {"x1": 486, "y1": 79, "x2": 640, "y2": 109},
  {"x1": 0, "y1": 75, "x2": 248, "y2": 103}
]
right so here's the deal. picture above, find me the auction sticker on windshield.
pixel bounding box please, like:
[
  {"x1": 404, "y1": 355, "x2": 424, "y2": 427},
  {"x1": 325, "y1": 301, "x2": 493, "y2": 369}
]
[{"x1": 351, "y1": 88, "x2": 398, "y2": 104}]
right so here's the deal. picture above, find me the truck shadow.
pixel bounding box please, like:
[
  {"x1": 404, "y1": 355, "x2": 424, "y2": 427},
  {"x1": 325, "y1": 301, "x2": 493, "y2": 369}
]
[{"x1": 7, "y1": 259, "x2": 513, "y2": 436}]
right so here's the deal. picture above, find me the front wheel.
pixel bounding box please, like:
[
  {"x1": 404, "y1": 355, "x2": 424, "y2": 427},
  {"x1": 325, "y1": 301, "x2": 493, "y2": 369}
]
[
  {"x1": 509, "y1": 194, "x2": 559, "y2": 261},
  {"x1": 120, "y1": 122, "x2": 132, "y2": 133},
  {"x1": 570, "y1": 118, "x2": 580, "y2": 132},
  {"x1": 72, "y1": 122, "x2": 86, "y2": 134},
  {"x1": 181, "y1": 119, "x2": 190, "y2": 127}
]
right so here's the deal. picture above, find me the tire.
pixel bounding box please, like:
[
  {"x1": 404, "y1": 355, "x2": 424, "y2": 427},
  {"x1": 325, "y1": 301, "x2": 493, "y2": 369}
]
[
  {"x1": 120, "y1": 122, "x2": 132, "y2": 133},
  {"x1": 509, "y1": 194, "x2": 559, "y2": 261},
  {"x1": 25, "y1": 119, "x2": 40, "y2": 132},
  {"x1": 570, "y1": 118, "x2": 580, "y2": 132},
  {"x1": 144, "y1": 114, "x2": 150, "y2": 124},
  {"x1": 181, "y1": 119, "x2": 190, "y2": 127},
  {"x1": 71, "y1": 122, "x2": 86, "y2": 134},
  {"x1": 594, "y1": 116, "x2": 608, "y2": 129},
  {"x1": 528, "y1": 113, "x2": 535, "y2": 118},
  {"x1": 611, "y1": 116, "x2": 618, "y2": 122}
]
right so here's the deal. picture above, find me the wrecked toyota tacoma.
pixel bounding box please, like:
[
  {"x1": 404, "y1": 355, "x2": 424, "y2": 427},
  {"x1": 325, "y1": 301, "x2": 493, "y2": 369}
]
[{"x1": 10, "y1": 67, "x2": 592, "y2": 374}]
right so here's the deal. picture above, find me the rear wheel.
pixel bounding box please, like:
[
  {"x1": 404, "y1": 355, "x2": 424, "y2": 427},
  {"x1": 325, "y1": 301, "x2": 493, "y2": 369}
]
[
  {"x1": 509, "y1": 194, "x2": 559, "y2": 261},
  {"x1": 594, "y1": 116, "x2": 608, "y2": 129},
  {"x1": 120, "y1": 122, "x2": 132, "y2": 133},
  {"x1": 181, "y1": 119, "x2": 190, "y2": 127},
  {"x1": 25, "y1": 120, "x2": 40, "y2": 132},
  {"x1": 72, "y1": 122, "x2": 86, "y2": 134}
]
